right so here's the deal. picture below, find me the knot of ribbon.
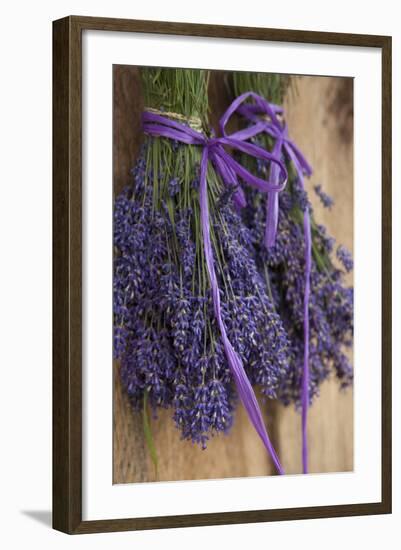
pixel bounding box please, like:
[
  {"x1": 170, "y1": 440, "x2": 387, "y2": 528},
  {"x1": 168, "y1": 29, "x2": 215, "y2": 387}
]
[
  {"x1": 221, "y1": 92, "x2": 312, "y2": 247},
  {"x1": 231, "y1": 92, "x2": 313, "y2": 474},
  {"x1": 143, "y1": 92, "x2": 289, "y2": 475}
]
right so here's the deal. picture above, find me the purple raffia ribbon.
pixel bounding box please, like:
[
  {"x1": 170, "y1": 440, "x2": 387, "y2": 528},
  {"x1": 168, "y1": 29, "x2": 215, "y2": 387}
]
[
  {"x1": 143, "y1": 91, "x2": 288, "y2": 475},
  {"x1": 229, "y1": 93, "x2": 313, "y2": 474}
]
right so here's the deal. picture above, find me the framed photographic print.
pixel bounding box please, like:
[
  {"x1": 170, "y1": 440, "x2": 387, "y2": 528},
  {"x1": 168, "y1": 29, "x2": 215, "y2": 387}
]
[{"x1": 52, "y1": 16, "x2": 392, "y2": 534}]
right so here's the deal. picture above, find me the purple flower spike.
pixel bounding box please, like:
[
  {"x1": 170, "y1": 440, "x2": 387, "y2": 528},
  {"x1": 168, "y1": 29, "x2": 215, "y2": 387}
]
[
  {"x1": 314, "y1": 184, "x2": 334, "y2": 209},
  {"x1": 336, "y1": 245, "x2": 354, "y2": 272}
]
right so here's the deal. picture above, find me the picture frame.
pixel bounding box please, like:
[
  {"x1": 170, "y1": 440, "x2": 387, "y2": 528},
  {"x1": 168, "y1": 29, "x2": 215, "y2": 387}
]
[{"x1": 53, "y1": 15, "x2": 392, "y2": 534}]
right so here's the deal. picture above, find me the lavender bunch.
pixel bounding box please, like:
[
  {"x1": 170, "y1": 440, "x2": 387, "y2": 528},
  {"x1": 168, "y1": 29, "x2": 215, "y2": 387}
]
[
  {"x1": 113, "y1": 68, "x2": 292, "y2": 449},
  {"x1": 114, "y1": 161, "x2": 235, "y2": 448},
  {"x1": 231, "y1": 71, "x2": 354, "y2": 406}
]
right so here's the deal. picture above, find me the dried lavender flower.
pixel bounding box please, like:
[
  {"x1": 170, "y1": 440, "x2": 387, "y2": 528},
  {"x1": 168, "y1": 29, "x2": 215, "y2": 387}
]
[
  {"x1": 337, "y1": 245, "x2": 354, "y2": 272},
  {"x1": 314, "y1": 184, "x2": 334, "y2": 209}
]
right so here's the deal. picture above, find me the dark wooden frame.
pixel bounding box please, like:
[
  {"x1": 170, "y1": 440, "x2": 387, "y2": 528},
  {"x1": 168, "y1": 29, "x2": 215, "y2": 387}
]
[{"x1": 53, "y1": 15, "x2": 392, "y2": 534}]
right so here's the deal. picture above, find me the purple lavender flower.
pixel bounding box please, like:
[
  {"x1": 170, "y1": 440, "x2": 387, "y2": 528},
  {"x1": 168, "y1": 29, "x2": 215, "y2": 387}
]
[
  {"x1": 314, "y1": 184, "x2": 334, "y2": 209},
  {"x1": 337, "y1": 245, "x2": 354, "y2": 272},
  {"x1": 208, "y1": 379, "x2": 234, "y2": 432},
  {"x1": 113, "y1": 325, "x2": 129, "y2": 359},
  {"x1": 168, "y1": 177, "x2": 180, "y2": 197}
]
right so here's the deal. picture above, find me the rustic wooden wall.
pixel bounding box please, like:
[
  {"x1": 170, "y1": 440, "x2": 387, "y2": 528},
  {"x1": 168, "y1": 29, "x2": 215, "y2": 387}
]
[{"x1": 113, "y1": 67, "x2": 353, "y2": 483}]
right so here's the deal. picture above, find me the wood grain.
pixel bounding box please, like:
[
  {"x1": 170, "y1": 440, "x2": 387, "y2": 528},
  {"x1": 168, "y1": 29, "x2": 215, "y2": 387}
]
[
  {"x1": 113, "y1": 68, "x2": 354, "y2": 483},
  {"x1": 52, "y1": 17, "x2": 83, "y2": 533}
]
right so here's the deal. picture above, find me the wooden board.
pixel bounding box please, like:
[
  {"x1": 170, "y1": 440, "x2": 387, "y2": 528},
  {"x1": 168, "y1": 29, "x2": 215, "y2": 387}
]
[{"x1": 113, "y1": 67, "x2": 353, "y2": 483}]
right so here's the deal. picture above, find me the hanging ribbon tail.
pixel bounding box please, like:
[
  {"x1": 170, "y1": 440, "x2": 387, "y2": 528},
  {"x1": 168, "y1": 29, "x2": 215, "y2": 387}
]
[
  {"x1": 301, "y1": 184, "x2": 312, "y2": 475},
  {"x1": 219, "y1": 331, "x2": 284, "y2": 475},
  {"x1": 283, "y1": 145, "x2": 312, "y2": 476},
  {"x1": 278, "y1": 135, "x2": 313, "y2": 476},
  {"x1": 199, "y1": 147, "x2": 284, "y2": 475},
  {"x1": 284, "y1": 143, "x2": 313, "y2": 476}
]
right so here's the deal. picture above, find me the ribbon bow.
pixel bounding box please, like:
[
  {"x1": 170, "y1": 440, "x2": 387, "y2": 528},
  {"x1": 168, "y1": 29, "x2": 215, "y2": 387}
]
[
  {"x1": 230, "y1": 93, "x2": 313, "y2": 474},
  {"x1": 143, "y1": 93, "x2": 289, "y2": 474},
  {"x1": 221, "y1": 92, "x2": 312, "y2": 247}
]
